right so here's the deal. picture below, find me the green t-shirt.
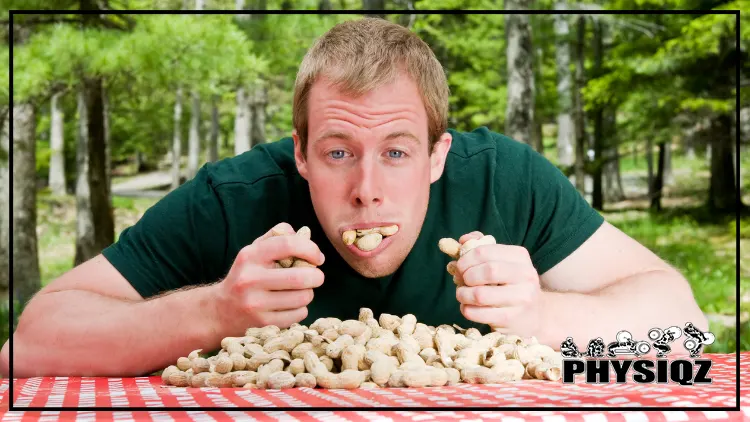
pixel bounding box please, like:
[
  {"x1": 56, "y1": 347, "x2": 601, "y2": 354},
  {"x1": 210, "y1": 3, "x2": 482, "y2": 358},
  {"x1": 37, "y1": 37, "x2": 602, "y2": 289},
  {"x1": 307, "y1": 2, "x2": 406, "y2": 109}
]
[{"x1": 102, "y1": 127, "x2": 604, "y2": 334}]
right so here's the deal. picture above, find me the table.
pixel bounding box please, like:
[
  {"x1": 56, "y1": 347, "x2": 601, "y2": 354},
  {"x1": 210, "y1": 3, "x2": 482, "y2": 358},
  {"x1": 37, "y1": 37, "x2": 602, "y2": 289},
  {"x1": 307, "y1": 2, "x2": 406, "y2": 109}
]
[{"x1": 1, "y1": 353, "x2": 747, "y2": 421}]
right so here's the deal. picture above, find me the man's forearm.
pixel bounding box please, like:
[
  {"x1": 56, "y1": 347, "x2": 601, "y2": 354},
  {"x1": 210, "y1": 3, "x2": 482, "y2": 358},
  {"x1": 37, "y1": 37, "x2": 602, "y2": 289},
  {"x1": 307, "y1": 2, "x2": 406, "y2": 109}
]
[
  {"x1": 7, "y1": 283, "x2": 229, "y2": 378},
  {"x1": 537, "y1": 269, "x2": 708, "y2": 356}
]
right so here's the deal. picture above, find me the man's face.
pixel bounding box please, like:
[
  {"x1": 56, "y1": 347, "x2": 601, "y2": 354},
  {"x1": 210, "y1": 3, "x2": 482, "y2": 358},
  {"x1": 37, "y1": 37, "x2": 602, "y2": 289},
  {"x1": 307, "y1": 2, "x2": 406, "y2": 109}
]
[{"x1": 293, "y1": 71, "x2": 452, "y2": 278}]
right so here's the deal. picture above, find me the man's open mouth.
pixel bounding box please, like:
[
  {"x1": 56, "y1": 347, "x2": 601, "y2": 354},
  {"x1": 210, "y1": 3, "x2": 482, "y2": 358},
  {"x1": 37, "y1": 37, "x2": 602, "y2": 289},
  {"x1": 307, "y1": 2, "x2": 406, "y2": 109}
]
[{"x1": 341, "y1": 224, "x2": 399, "y2": 252}]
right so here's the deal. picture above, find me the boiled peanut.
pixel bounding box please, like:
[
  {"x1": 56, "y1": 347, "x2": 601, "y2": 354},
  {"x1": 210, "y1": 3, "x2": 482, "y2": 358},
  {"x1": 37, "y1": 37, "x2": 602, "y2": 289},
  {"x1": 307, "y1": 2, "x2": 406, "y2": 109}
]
[{"x1": 355, "y1": 233, "x2": 382, "y2": 251}]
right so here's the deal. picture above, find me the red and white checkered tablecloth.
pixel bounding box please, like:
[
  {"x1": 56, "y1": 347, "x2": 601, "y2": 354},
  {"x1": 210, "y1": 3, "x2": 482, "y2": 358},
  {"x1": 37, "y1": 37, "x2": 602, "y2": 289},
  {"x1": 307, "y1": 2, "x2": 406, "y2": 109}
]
[{"x1": 0, "y1": 353, "x2": 747, "y2": 421}]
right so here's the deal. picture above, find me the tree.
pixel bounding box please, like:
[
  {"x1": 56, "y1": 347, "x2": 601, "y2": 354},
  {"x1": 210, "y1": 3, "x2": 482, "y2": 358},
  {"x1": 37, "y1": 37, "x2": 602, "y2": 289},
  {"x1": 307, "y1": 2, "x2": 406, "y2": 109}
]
[
  {"x1": 49, "y1": 92, "x2": 67, "y2": 195},
  {"x1": 10, "y1": 23, "x2": 42, "y2": 314},
  {"x1": 363, "y1": 0, "x2": 386, "y2": 18},
  {"x1": 112, "y1": 14, "x2": 267, "y2": 185},
  {"x1": 504, "y1": 0, "x2": 536, "y2": 146},
  {"x1": 13, "y1": 103, "x2": 40, "y2": 312},
  {"x1": 553, "y1": 3, "x2": 575, "y2": 168},
  {"x1": 573, "y1": 15, "x2": 586, "y2": 194}
]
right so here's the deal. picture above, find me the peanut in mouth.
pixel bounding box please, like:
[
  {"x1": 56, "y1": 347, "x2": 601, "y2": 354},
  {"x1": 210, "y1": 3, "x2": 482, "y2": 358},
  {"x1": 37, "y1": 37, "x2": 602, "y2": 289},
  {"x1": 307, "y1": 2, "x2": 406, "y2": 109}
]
[{"x1": 342, "y1": 225, "x2": 399, "y2": 251}]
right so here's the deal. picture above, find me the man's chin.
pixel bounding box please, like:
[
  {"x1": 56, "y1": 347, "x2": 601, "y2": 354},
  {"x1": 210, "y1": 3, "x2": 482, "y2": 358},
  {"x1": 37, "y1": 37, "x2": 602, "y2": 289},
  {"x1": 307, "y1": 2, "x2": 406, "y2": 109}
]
[{"x1": 344, "y1": 255, "x2": 403, "y2": 279}]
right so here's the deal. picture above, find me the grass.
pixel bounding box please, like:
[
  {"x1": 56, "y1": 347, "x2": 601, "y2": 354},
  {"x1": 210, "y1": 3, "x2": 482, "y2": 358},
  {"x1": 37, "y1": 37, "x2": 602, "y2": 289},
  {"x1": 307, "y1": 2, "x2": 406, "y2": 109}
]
[
  {"x1": 14, "y1": 151, "x2": 750, "y2": 355},
  {"x1": 36, "y1": 191, "x2": 159, "y2": 286},
  {"x1": 602, "y1": 207, "x2": 747, "y2": 353}
]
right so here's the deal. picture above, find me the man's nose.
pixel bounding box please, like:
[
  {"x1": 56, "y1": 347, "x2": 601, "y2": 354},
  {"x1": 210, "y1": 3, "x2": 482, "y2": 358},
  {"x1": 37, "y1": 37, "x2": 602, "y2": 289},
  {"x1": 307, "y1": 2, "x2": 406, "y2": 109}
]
[{"x1": 351, "y1": 159, "x2": 384, "y2": 207}]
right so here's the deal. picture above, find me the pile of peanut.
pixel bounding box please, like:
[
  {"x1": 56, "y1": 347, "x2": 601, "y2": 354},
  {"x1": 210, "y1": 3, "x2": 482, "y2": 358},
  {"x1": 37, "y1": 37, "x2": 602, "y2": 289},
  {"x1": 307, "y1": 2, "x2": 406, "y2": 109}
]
[{"x1": 161, "y1": 308, "x2": 562, "y2": 389}]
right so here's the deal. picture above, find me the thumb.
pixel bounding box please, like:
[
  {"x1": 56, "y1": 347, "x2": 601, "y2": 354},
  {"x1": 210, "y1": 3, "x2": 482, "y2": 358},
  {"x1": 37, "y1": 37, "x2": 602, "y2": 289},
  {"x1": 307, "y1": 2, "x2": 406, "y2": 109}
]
[{"x1": 459, "y1": 231, "x2": 484, "y2": 244}]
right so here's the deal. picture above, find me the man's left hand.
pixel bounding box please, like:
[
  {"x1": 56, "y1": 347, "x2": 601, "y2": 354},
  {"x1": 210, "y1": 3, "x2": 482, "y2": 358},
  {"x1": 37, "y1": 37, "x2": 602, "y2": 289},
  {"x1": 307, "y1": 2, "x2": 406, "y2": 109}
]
[{"x1": 454, "y1": 232, "x2": 543, "y2": 338}]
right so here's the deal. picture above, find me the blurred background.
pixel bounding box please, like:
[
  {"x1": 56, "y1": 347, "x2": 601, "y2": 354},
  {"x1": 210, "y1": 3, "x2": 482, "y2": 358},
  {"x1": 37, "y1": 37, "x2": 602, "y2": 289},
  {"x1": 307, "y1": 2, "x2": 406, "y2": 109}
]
[{"x1": 1, "y1": 0, "x2": 748, "y2": 355}]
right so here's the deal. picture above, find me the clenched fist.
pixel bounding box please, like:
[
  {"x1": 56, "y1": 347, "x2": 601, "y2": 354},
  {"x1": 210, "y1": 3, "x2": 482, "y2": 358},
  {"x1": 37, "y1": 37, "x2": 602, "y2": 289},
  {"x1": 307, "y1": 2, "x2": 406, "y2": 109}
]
[
  {"x1": 214, "y1": 222, "x2": 325, "y2": 334},
  {"x1": 452, "y1": 231, "x2": 542, "y2": 338}
]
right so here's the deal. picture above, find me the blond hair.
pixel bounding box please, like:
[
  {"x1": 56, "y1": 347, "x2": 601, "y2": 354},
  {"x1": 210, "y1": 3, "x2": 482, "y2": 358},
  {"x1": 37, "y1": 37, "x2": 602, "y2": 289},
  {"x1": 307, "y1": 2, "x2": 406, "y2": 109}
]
[{"x1": 292, "y1": 17, "x2": 450, "y2": 158}]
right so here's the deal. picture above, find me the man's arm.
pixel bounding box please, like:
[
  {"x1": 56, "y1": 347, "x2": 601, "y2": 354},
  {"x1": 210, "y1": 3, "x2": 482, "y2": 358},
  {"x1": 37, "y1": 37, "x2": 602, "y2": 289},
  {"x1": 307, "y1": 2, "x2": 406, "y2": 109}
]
[
  {"x1": 536, "y1": 221, "x2": 708, "y2": 356},
  {"x1": 0, "y1": 254, "x2": 228, "y2": 378}
]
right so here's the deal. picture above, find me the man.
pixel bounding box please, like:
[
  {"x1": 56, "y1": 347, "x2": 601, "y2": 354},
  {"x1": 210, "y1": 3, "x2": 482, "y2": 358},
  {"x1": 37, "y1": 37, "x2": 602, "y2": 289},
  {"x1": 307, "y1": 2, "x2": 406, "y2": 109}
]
[{"x1": 1, "y1": 18, "x2": 707, "y2": 378}]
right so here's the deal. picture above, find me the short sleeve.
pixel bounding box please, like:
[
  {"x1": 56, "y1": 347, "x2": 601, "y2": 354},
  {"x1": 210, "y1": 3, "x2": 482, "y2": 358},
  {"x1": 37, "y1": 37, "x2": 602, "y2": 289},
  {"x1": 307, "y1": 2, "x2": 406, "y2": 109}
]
[
  {"x1": 520, "y1": 149, "x2": 605, "y2": 275},
  {"x1": 101, "y1": 165, "x2": 228, "y2": 299}
]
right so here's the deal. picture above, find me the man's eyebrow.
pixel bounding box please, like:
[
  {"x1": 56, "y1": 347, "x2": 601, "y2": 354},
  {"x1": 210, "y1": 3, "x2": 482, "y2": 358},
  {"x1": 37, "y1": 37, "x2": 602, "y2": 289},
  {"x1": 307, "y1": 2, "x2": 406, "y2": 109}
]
[
  {"x1": 313, "y1": 130, "x2": 421, "y2": 145},
  {"x1": 384, "y1": 131, "x2": 421, "y2": 145},
  {"x1": 314, "y1": 131, "x2": 352, "y2": 144}
]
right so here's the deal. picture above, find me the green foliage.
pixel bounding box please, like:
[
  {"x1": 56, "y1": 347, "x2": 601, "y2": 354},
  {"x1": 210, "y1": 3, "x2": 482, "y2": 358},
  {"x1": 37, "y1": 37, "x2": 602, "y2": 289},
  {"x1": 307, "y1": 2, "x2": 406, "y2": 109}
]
[
  {"x1": 113, "y1": 14, "x2": 267, "y2": 93},
  {"x1": 412, "y1": 9, "x2": 508, "y2": 131},
  {"x1": 0, "y1": 46, "x2": 7, "y2": 108}
]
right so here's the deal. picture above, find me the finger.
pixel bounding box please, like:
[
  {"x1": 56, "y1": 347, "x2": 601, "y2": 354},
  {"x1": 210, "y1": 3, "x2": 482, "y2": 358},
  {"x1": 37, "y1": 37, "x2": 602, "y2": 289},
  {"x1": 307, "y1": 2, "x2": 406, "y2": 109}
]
[
  {"x1": 253, "y1": 222, "x2": 296, "y2": 245},
  {"x1": 460, "y1": 261, "x2": 537, "y2": 287},
  {"x1": 253, "y1": 288, "x2": 315, "y2": 311},
  {"x1": 258, "y1": 307, "x2": 309, "y2": 329},
  {"x1": 460, "y1": 304, "x2": 521, "y2": 327},
  {"x1": 257, "y1": 235, "x2": 326, "y2": 267},
  {"x1": 459, "y1": 231, "x2": 484, "y2": 244},
  {"x1": 456, "y1": 284, "x2": 529, "y2": 307},
  {"x1": 457, "y1": 244, "x2": 534, "y2": 276},
  {"x1": 249, "y1": 266, "x2": 325, "y2": 291},
  {"x1": 453, "y1": 270, "x2": 464, "y2": 285}
]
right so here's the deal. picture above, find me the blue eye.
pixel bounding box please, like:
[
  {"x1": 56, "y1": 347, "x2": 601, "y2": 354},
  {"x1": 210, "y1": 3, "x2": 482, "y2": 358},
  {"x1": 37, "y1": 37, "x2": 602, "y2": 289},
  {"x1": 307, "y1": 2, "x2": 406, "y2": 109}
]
[
  {"x1": 329, "y1": 150, "x2": 346, "y2": 159},
  {"x1": 388, "y1": 150, "x2": 404, "y2": 159}
]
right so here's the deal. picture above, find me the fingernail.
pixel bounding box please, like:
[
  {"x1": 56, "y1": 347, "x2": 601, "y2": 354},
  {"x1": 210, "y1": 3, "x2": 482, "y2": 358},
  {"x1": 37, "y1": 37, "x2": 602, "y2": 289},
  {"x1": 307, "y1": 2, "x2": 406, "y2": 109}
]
[{"x1": 319, "y1": 252, "x2": 325, "y2": 263}]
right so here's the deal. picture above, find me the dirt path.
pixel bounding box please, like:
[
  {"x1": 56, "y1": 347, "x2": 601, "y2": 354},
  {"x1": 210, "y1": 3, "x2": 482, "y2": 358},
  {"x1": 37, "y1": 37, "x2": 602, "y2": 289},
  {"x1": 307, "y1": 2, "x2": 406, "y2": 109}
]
[{"x1": 111, "y1": 171, "x2": 181, "y2": 197}]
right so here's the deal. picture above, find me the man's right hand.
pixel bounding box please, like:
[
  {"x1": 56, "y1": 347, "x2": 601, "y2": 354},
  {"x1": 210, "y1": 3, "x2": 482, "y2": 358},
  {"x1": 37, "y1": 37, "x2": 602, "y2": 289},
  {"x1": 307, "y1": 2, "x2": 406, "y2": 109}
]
[{"x1": 214, "y1": 223, "x2": 326, "y2": 333}]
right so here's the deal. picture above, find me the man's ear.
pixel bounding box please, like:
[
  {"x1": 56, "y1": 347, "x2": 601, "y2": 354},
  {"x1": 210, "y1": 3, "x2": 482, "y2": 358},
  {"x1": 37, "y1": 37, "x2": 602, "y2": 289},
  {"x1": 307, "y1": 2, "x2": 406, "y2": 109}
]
[
  {"x1": 429, "y1": 132, "x2": 452, "y2": 183},
  {"x1": 292, "y1": 129, "x2": 309, "y2": 180}
]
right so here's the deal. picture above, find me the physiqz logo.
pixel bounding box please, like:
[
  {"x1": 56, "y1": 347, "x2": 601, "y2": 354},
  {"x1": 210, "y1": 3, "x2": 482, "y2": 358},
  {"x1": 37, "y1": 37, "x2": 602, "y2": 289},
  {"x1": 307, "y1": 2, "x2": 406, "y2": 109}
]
[{"x1": 560, "y1": 322, "x2": 715, "y2": 385}]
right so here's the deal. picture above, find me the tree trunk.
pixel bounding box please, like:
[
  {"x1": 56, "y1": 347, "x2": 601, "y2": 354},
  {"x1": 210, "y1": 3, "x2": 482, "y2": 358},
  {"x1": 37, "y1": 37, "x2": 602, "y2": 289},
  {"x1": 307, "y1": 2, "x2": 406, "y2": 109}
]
[
  {"x1": 664, "y1": 137, "x2": 673, "y2": 186},
  {"x1": 532, "y1": 119, "x2": 544, "y2": 154},
  {"x1": 686, "y1": 144, "x2": 695, "y2": 159},
  {"x1": 708, "y1": 114, "x2": 737, "y2": 212},
  {"x1": 0, "y1": 110, "x2": 10, "y2": 303},
  {"x1": 554, "y1": 4, "x2": 574, "y2": 168},
  {"x1": 573, "y1": 16, "x2": 586, "y2": 194},
  {"x1": 591, "y1": 20, "x2": 604, "y2": 211},
  {"x1": 103, "y1": 84, "x2": 112, "y2": 203},
  {"x1": 135, "y1": 151, "x2": 144, "y2": 173},
  {"x1": 187, "y1": 90, "x2": 201, "y2": 179},
  {"x1": 532, "y1": 43, "x2": 544, "y2": 155},
  {"x1": 48, "y1": 92, "x2": 67, "y2": 195},
  {"x1": 171, "y1": 86, "x2": 183, "y2": 190},
  {"x1": 234, "y1": 87, "x2": 251, "y2": 155},
  {"x1": 363, "y1": 0, "x2": 385, "y2": 18},
  {"x1": 13, "y1": 103, "x2": 41, "y2": 307},
  {"x1": 208, "y1": 94, "x2": 219, "y2": 162},
  {"x1": 504, "y1": 0, "x2": 535, "y2": 146},
  {"x1": 603, "y1": 109, "x2": 623, "y2": 202},
  {"x1": 319, "y1": 0, "x2": 332, "y2": 9},
  {"x1": 87, "y1": 78, "x2": 115, "y2": 254},
  {"x1": 251, "y1": 83, "x2": 267, "y2": 148},
  {"x1": 646, "y1": 137, "x2": 654, "y2": 202},
  {"x1": 75, "y1": 78, "x2": 114, "y2": 265},
  {"x1": 651, "y1": 141, "x2": 665, "y2": 211},
  {"x1": 74, "y1": 88, "x2": 95, "y2": 266}
]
